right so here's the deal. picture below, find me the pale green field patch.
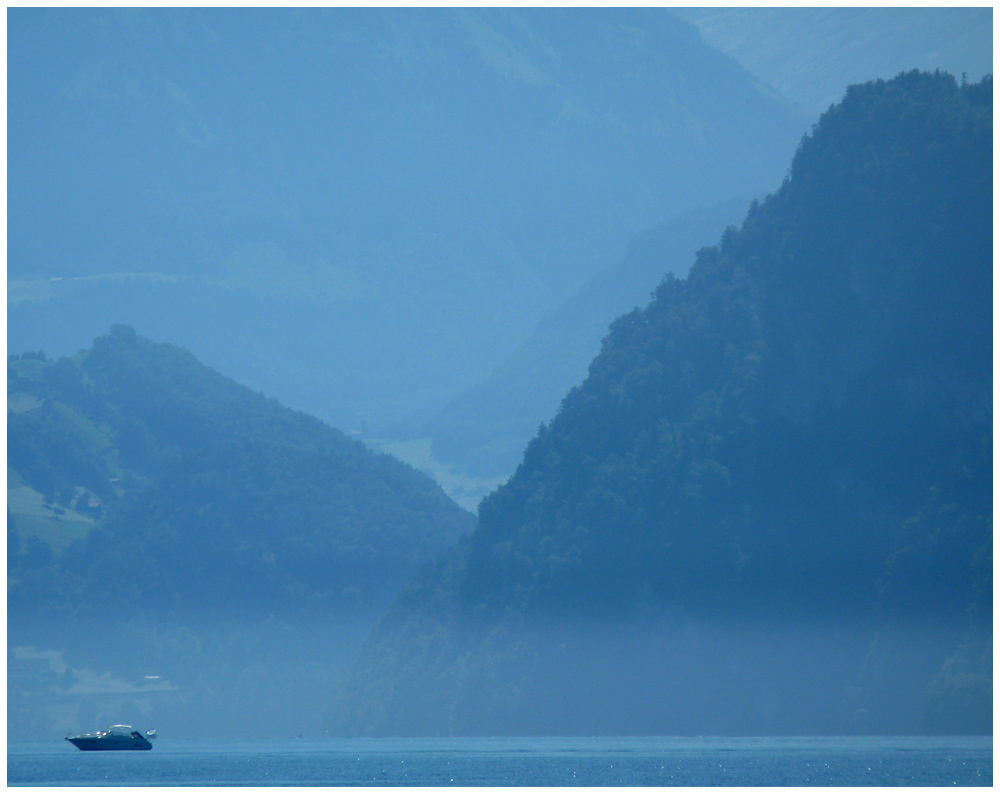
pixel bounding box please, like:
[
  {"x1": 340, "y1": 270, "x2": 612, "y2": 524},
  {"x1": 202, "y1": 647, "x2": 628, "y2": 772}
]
[
  {"x1": 7, "y1": 392, "x2": 43, "y2": 414},
  {"x1": 8, "y1": 482, "x2": 96, "y2": 553}
]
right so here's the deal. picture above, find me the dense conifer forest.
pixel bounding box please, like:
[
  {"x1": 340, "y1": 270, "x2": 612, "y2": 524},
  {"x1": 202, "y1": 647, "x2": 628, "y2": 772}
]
[{"x1": 330, "y1": 72, "x2": 992, "y2": 736}]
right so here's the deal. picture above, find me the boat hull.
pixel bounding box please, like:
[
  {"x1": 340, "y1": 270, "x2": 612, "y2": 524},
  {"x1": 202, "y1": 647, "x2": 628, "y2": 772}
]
[{"x1": 66, "y1": 734, "x2": 152, "y2": 751}]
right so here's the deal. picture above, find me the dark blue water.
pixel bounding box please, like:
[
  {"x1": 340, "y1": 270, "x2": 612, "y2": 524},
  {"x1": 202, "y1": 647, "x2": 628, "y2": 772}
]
[{"x1": 8, "y1": 736, "x2": 991, "y2": 786}]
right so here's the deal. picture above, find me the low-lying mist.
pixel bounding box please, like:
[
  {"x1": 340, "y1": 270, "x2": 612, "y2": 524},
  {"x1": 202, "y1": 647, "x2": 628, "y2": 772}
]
[{"x1": 329, "y1": 609, "x2": 985, "y2": 737}]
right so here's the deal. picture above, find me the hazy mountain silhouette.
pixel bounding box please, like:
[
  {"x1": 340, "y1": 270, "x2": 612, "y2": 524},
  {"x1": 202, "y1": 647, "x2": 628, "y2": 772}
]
[
  {"x1": 676, "y1": 7, "x2": 992, "y2": 116},
  {"x1": 9, "y1": 8, "x2": 804, "y2": 436}
]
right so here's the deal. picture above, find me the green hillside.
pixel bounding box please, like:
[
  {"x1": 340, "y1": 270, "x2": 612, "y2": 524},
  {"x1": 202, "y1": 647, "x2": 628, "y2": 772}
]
[
  {"x1": 7, "y1": 326, "x2": 474, "y2": 737},
  {"x1": 331, "y1": 72, "x2": 992, "y2": 736}
]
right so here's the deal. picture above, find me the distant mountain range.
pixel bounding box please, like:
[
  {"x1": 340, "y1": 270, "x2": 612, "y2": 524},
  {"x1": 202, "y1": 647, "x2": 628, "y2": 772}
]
[
  {"x1": 330, "y1": 72, "x2": 992, "y2": 737},
  {"x1": 675, "y1": 7, "x2": 992, "y2": 116},
  {"x1": 9, "y1": 8, "x2": 804, "y2": 436}
]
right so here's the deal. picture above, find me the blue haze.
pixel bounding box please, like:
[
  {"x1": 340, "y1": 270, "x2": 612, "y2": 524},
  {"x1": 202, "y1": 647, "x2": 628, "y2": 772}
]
[{"x1": 7, "y1": 9, "x2": 992, "y2": 744}]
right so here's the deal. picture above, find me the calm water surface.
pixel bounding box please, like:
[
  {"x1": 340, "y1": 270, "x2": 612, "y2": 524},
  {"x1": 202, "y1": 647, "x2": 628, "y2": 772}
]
[{"x1": 8, "y1": 736, "x2": 992, "y2": 786}]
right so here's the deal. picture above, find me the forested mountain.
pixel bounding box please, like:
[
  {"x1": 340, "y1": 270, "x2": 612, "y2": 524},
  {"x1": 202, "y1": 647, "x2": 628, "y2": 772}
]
[
  {"x1": 330, "y1": 72, "x2": 992, "y2": 737},
  {"x1": 8, "y1": 326, "x2": 474, "y2": 738},
  {"x1": 9, "y1": 8, "x2": 805, "y2": 436}
]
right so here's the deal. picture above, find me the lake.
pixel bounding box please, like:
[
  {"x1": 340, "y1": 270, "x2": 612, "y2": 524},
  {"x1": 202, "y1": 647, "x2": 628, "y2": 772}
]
[{"x1": 8, "y1": 735, "x2": 991, "y2": 786}]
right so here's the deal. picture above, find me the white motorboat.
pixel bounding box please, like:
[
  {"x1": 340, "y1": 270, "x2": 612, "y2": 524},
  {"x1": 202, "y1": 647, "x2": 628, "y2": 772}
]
[{"x1": 66, "y1": 724, "x2": 156, "y2": 751}]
